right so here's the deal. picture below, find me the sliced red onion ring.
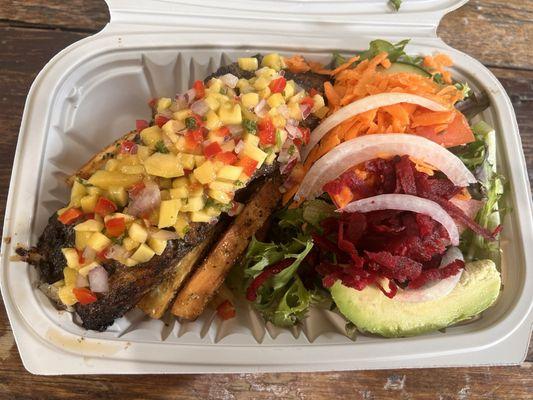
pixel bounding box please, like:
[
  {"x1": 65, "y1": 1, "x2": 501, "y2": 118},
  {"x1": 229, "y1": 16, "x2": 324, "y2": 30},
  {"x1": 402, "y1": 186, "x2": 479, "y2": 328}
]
[
  {"x1": 220, "y1": 73, "x2": 239, "y2": 89},
  {"x1": 393, "y1": 247, "x2": 464, "y2": 303},
  {"x1": 301, "y1": 92, "x2": 448, "y2": 161},
  {"x1": 88, "y1": 265, "x2": 109, "y2": 293},
  {"x1": 300, "y1": 104, "x2": 312, "y2": 120},
  {"x1": 191, "y1": 100, "x2": 209, "y2": 116},
  {"x1": 254, "y1": 99, "x2": 268, "y2": 118},
  {"x1": 285, "y1": 124, "x2": 302, "y2": 140},
  {"x1": 295, "y1": 134, "x2": 476, "y2": 201},
  {"x1": 127, "y1": 181, "x2": 161, "y2": 217},
  {"x1": 341, "y1": 194, "x2": 460, "y2": 246}
]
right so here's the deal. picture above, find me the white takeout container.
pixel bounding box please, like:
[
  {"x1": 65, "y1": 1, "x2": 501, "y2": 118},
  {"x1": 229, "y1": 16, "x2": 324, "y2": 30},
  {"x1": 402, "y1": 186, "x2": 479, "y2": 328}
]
[{"x1": 1, "y1": 0, "x2": 532, "y2": 375}]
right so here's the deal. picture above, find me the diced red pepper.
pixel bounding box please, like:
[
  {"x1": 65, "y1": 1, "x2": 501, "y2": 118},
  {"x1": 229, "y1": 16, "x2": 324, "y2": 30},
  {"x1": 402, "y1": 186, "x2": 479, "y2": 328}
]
[
  {"x1": 299, "y1": 127, "x2": 311, "y2": 145},
  {"x1": 213, "y1": 126, "x2": 230, "y2": 137},
  {"x1": 309, "y1": 88, "x2": 319, "y2": 97},
  {"x1": 76, "y1": 249, "x2": 85, "y2": 265},
  {"x1": 148, "y1": 98, "x2": 157, "y2": 108},
  {"x1": 237, "y1": 156, "x2": 258, "y2": 177},
  {"x1": 188, "y1": 114, "x2": 205, "y2": 129},
  {"x1": 216, "y1": 300, "x2": 236, "y2": 320},
  {"x1": 203, "y1": 141, "x2": 223, "y2": 158},
  {"x1": 215, "y1": 151, "x2": 238, "y2": 164},
  {"x1": 185, "y1": 128, "x2": 204, "y2": 150},
  {"x1": 258, "y1": 117, "x2": 276, "y2": 146},
  {"x1": 136, "y1": 119, "x2": 149, "y2": 131},
  {"x1": 72, "y1": 287, "x2": 97, "y2": 305},
  {"x1": 300, "y1": 96, "x2": 314, "y2": 109},
  {"x1": 58, "y1": 208, "x2": 83, "y2": 225},
  {"x1": 97, "y1": 247, "x2": 109, "y2": 261},
  {"x1": 94, "y1": 197, "x2": 117, "y2": 217},
  {"x1": 269, "y1": 77, "x2": 286, "y2": 94},
  {"x1": 193, "y1": 80, "x2": 205, "y2": 99},
  {"x1": 120, "y1": 140, "x2": 138, "y2": 154},
  {"x1": 155, "y1": 115, "x2": 170, "y2": 128},
  {"x1": 105, "y1": 217, "x2": 126, "y2": 238}
]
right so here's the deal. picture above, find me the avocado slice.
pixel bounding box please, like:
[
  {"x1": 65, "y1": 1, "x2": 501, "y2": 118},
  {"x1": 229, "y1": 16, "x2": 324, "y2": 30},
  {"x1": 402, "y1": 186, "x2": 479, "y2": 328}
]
[{"x1": 330, "y1": 260, "x2": 501, "y2": 338}]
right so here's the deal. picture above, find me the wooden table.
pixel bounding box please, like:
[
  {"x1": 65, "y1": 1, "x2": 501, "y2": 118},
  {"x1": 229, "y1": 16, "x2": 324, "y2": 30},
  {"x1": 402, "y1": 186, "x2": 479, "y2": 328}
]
[{"x1": 0, "y1": 1, "x2": 532, "y2": 398}]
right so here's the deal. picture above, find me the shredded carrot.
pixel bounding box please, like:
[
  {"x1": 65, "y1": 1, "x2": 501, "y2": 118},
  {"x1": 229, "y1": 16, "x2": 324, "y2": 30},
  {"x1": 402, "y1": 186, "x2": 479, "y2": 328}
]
[
  {"x1": 411, "y1": 110, "x2": 455, "y2": 127},
  {"x1": 324, "y1": 81, "x2": 340, "y2": 109},
  {"x1": 284, "y1": 55, "x2": 311, "y2": 73},
  {"x1": 454, "y1": 188, "x2": 472, "y2": 201}
]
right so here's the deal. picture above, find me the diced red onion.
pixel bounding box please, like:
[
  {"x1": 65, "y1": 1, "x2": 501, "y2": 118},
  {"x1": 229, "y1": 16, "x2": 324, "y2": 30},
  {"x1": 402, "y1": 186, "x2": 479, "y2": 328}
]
[
  {"x1": 300, "y1": 104, "x2": 312, "y2": 120},
  {"x1": 228, "y1": 124, "x2": 244, "y2": 135},
  {"x1": 82, "y1": 246, "x2": 96, "y2": 263},
  {"x1": 234, "y1": 140, "x2": 245, "y2": 154},
  {"x1": 254, "y1": 99, "x2": 268, "y2": 118},
  {"x1": 75, "y1": 273, "x2": 89, "y2": 288},
  {"x1": 341, "y1": 194, "x2": 460, "y2": 246},
  {"x1": 286, "y1": 118, "x2": 298, "y2": 127},
  {"x1": 302, "y1": 92, "x2": 448, "y2": 161},
  {"x1": 295, "y1": 134, "x2": 476, "y2": 201},
  {"x1": 185, "y1": 88, "x2": 196, "y2": 105},
  {"x1": 191, "y1": 100, "x2": 209, "y2": 116},
  {"x1": 105, "y1": 244, "x2": 131, "y2": 261},
  {"x1": 175, "y1": 94, "x2": 188, "y2": 110},
  {"x1": 220, "y1": 73, "x2": 239, "y2": 89},
  {"x1": 285, "y1": 124, "x2": 302, "y2": 140},
  {"x1": 279, "y1": 70, "x2": 286, "y2": 77},
  {"x1": 88, "y1": 265, "x2": 109, "y2": 293},
  {"x1": 393, "y1": 247, "x2": 464, "y2": 302},
  {"x1": 127, "y1": 181, "x2": 161, "y2": 217},
  {"x1": 150, "y1": 229, "x2": 179, "y2": 241}
]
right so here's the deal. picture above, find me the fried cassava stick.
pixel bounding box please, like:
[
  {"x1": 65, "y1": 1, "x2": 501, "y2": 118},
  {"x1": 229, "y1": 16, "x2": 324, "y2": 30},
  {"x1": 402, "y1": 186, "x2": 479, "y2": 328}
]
[{"x1": 171, "y1": 175, "x2": 282, "y2": 320}]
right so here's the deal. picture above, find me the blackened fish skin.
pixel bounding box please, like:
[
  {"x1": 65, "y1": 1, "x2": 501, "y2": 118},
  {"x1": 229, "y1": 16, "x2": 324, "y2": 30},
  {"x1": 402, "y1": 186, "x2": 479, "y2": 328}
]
[{"x1": 27, "y1": 63, "x2": 330, "y2": 331}]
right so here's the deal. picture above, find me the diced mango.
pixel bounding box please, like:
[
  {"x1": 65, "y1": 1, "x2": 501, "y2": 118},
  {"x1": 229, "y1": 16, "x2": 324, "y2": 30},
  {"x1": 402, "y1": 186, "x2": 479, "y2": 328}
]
[
  {"x1": 288, "y1": 102, "x2": 302, "y2": 120},
  {"x1": 267, "y1": 93, "x2": 285, "y2": 108},
  {"x1": 131, "y1": 243, "x2": 155, "y2": 263},
  {"x1": 129, "y1": 222, "x2": 148, "y2": 244},
  {"x1": 314, "y1": 106, "x2": 329, "y2": 119},
  {"x1": 193, "y1": 160, "x2": 216, "y2": 184},
  {"x1": 140, "y1": 126, "x2": 163, "y2": 147},
  {"x1": 204, "y1": 94, "x2": 220, "y2": 111},
  {"x1": 75, "y1": 231, "x2": 93, "y2": 250},
  {"x1": 238, "y1": 57, "x2": 258, "y2": 71},
  {"x1": 74, "y1": 219, "x2": 103, "y2": 232},
  {"x1": 62, "y1": 248, "x2": 80, "y2": 269},
  {"x1": 104, "y1": 212, "x2": 135, "y2": 224},
  {"x1": 158, "y1": 199, "x2": 182, "y2": 228},
  {"x1": 312, "y1": 94, "x2": 325, "y2": 112},
  {"x1": 144, "y1": 153, "x2": 184, "y2": 178},
  {"x1": 107, "y1": 186, "x2": 128, "y2": 207},
  {"x1": 174, "y1": 215, "x2": 189, "y2": 238},
  {"x1": 87, "y1": 232, "x2": 112, "y2": 252},
  {"x1": 194, "y1": 155, "x2": 206, "y2": 167},
  {"x1": 86, "y1": 186, "x2": 102, "y2": 196},
  {"x1": 162, "y1": 119, "x2": 185, "y2": 137},
  {"x1": 63, "y1": 267, "x2": 78, "y2": 287},
  {"x1": 217, "y1": 165, "x2": 243, "y2": 181},
  {"x1": 205, "y1": 206, "x2": 221, "y2": 217},
  {"x1": 208, "y1": 180, "x2": 234, "y2": 192},
  {"x1": 242, "y1": 143, "x2": 268, "y2": 166},
  {"x1": 181, "y1": 196, "x2": 205, "y2": 212},
  {"x1": 218, "y1": 104, "x2": 242, "y2": 125},
  {"x1": 243, "y1": 132, "x2": 260, "y2": 147},
  {"x1": 58, "y1": 286, "x2": 77, "y2": 306},
  {"x1": 80, "y1": 194, "x2": 99, "y2": 213},
  {"x1": 170, "y1": 187, "x2": 189, "y2": 199},
  {"x1": 137, "y1": 145, "x2": 152, "y2": 161},
  {"x1": 88, "y1": 170, "x2": 142, "y2": 190},
  {"x1": 272, "y1": 115, "x2": 286, "y2": 129},
  {"x1": 241, "y1": 92, "x2": 259, "y2": 109},
  {"x1": 188, "y1": 183, "x2": 204, "y2": 197},
  {"x1": 258, "y1": 87, "x2": 271, "y2": 99},
  {"x1": 160, "y1": 189, "x2": 171, "y2": 201},
  {"x1": 120, "y1": 165, "x2": 145, "y2": 175},
  {"x1": 289, "y1": 91, "x2": 306, "y2": 104},
  {"x1": 208, "y1": 189, "x2": 232, "y2": 204},
  {"x1": 220, "y1": 139, "x2": 236, "y2": 153},
  {"x1": 78, "y1": 261, "x2": 100, "y2": 277},
  {"x1": 253, "y1": 76, "x2": 269, "y2": 91},
  {"x1": 283, "y1": 80, "x2": 295, "y2": 99},
  {"x1": 173, "y1": 109, "x2": 192, "y2": 121},
  {"x1": 265, "y1": 151, "x2": 277, "y2": 165},
  {"x1": 172, "y1": 176, "x2": 188, "y2": 188},
  {"x1": 148, "y1": 237, "x2": 167, "y2": 256},
  {"x1": 190, "y1": 211, "x2": 213, "y2": 223},
  {"x1": 123, "y1": 258, "x2": 139, "y2": 267},
  {"x1": 261, "y1": 53, "x2": 283, "y2": 71},
  {"x1": 123, "y1": 237, "x2": 139, "y2": 252},
  {"x1": 237, "y1": 78, "x2": 253, "y2": 93},
  {"x1": 156, "y1": 97, "x2": 172, "y2": 112},
  {"x1": 70, "y1": 181, "x2": 87, "y2": 201}
]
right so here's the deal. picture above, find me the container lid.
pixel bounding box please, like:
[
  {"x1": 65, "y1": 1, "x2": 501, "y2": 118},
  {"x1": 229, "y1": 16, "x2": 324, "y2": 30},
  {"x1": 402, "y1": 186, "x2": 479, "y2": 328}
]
[{"x1": 105, "y1": 0, "x2": 468, "y2": 37}]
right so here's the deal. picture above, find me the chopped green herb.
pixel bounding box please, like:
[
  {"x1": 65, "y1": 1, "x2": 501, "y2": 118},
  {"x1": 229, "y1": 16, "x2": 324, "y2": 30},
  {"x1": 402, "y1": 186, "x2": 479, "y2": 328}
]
[
  {"x1": 276, "y1": 129, "x2": 283, "y2": 149},
  {"x1": 234, "y1": 180, "x2": 245, "y2": 187},
  {"x1": 288, "y1": 144, "x2": 296, "y2": 156},
  {"x1": 389, "y1": 0, "x2": 402, "y2": 11},
  {"x1": 432, "y1": 73, "x2": 445, "y2": 85},
  {"x1": 154, "y1": 140, "x2": 169, "y2": 154},
  {"x1": 454, "y1": 82, "x2": 472, "y2": 99},
  {"x1": 220, "y1": 87, "x2": 228, "y2": 95},
  {"x1": 185, "y1": 116, "x2": 197, "y2": 129},
  {"x1": 244, "y1": 119, "x2": 257, "y2": 134}
]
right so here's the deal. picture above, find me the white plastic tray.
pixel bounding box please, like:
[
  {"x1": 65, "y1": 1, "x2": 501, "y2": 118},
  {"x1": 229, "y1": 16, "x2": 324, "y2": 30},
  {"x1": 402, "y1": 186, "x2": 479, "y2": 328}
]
[{"x1": 1, "y1": 0, "x2": 532, "y2": 374}]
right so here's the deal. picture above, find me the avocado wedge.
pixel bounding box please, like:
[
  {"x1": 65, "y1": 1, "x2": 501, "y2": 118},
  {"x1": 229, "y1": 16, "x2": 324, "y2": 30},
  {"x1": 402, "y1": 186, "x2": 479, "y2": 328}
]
[{"x1": 331, "y1": 260, "x2": 501, "y2": 338}]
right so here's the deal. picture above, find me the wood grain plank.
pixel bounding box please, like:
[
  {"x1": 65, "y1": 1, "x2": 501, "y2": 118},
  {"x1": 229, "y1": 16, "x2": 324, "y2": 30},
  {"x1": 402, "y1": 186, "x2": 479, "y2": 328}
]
[
  {"x1": 0, "y1": 0, "x2": 532, "y2": 70},
  {"x1": 439, "y1": 0, "x2": 533, "y2": 70}
]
